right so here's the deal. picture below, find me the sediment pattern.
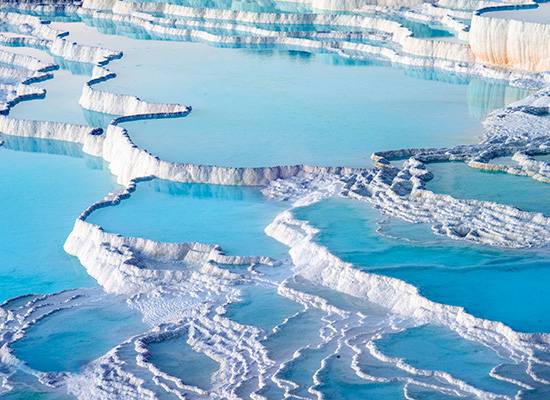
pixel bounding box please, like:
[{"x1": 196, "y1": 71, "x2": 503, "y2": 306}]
[{"x1": 0, "y1": 0, "x2": 549, "y2": 398}]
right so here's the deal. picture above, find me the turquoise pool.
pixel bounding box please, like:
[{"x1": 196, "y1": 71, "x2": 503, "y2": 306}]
[{"x1": 293, "y1": 197, "x2": 550, "y2": 332}]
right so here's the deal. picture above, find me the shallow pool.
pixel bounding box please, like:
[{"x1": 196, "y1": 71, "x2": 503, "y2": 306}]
[
  {"x1": 376, "y1": 324, "x2": 517, "y2": 396},
  {"x1": 87, "y1": 179, "x2": 288, "y2": 257},
  {"x1": 294, "y1": 197, "x2": 550, "y2": 332},
  {"x1": 147, "y1": 331, "x2": 219, "y2": 390},
  {"x1": 224, "y1": 283, "x2": 303, "y2": 332},
  {"x1": 51, "y1": 20, "x2": 530, "y2": 168},
  {"x1": 315, "y1": 348, "x2": 405, "y2": 400},
  {"x1": 12, "y1": 292, "x2": 144, "y2": 372},
  {"x1": 426, "y1": 161, "x2": 550, "y2": 215},
  {"x1": 9, "y1": 59, "x2": 95, "y2": 126},
  {"x1": 0, "y1": 137, "x2": 117, "y2": 301}
]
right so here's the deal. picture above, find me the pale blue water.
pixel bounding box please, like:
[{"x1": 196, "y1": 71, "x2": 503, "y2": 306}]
[
  {"x1": 487, "y1": 156, "x2": 517, "y2": 166},
  {"x1": 224, "y1": 283, "x2": 303, "y2": 331},
  {"x1": 12, "y1": 292, "x2": 144, "y2": 372},
  {"x1": 426, "y1": 161, "x2": 550, "y2": 215},
  {"x1": 487, "y1": 153, "x2": 549, "y2": 166},
  {"x1": 3, "y1": 44, "x2": 112, "y2": 129},
  {"x1": 0, "y1": 388, "x2": 71, "y2": 400},
  {"x1": 146, "y1": 332, "x2": 219, "y2": 389},
  {"x1": 261, "y1": 309, "x2": 326, "y2": 361},
  {"x1": 109, "y1": 48, "x2": 520, "y2": 167},
  {"x1": 0, "y1": 137, "x2": 117, "y2": 301},
  {"x1": 254, "y1": 308, "x2": 327, "y2": 398},
  {"x1": 279, "y1": 344, "x2": 337, "y2": 398},
  {"x1": 10, "y1": 64, "x2": 93, "y2": 126},
  {"x1": 294, "y1": 198, "x2": 550, "y2": 332},
  {"x1": 387, "y1": 15, "x2": 453, "y2": 38},
  {"x1": 376, "y1": 325, "x2": 517, "y2": 396},
  {"x1": 534, "y1": 153, "x2": 550, "y2": 162},
  {"x1": 315, "y1": 348, "x2": 405, "y2": 400},
  {"x1": 87, "y1": 179, "x2": 287, "y2": 257},
  {"x1": 55, "y1": 19, "x2": 529, "y2": 168}
]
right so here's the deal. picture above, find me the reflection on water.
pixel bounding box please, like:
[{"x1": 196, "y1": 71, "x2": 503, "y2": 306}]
[
  {"x1": 87, "y1": 179, "x2": 288, "y2": 257},
  {"x1": 468, "y1": 78, "x2": 532, "y2": 119},
  {"x1": 426, "y1": 161, "x2": 550, "y2": 215},
  {"x1": 1, "y1": 134, "x2": 85, "y2": 157}
]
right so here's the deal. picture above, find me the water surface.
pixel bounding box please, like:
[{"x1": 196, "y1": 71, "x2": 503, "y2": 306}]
[
  {"x1": 294, "y1": 197, "x2": 550, "y2": 332},
  {"x1": 0, "y1": 137, "x2": 117, "y2": 300},
  {"x1": 52, "y1": 20, "x2": 529, "y2": 168},
  {"x1": 88, "y1": 179, "x2": 287, "y2": 257},
  {"x1": 12, "y1": 293, "x2": 144, "y2": 372},
  {"x1": 426, "y1": 161, "x2": 550, "y2": 215}
]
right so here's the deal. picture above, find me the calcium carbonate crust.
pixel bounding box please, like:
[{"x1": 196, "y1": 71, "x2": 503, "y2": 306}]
[
  {"x1": 0, "y1": 1, "x2": 549, "y2": 398},
  {"x1": 470, "y1": 2, "x2": 550, "y2": 71}
]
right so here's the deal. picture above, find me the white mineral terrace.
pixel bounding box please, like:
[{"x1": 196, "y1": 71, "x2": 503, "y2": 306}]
[
  {"x1": 0, "y1": 0, "x2": 549, "y2": 398},
  {"x1": 469, "y1": 2, "x2": 550, "y2": 71}
]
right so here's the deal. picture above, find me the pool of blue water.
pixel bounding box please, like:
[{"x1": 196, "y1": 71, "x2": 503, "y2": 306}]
[
  {"x1": 293, "y1": 197, "x2": 550, "y2": 332},
  {"x1": 278, "y1": 344, "x2": 336, "y2": 398},
  {"x1": 51, "y1": 20, "x2": 529, "y2": 168},
  {"x1": 87, "y1": 179, "x2": 288, "y2": 257},
  {"x1": 261, "y1": 308, "x2": 326, "y2": 362},
  {"x1": 253, "y1": 307, "x2": 327, "y2": 398},
  {"x1": 10, "y1": 62, "x2": 94, "y2": 126},
  {"x1": 388, "y1": 14, "x2": 453, "y2": 38},
  {"x1": 0, "y1": 387, "x2": 72, "y2": 400},
  {"x1": 315, "y1": 348, "x2": 405, "y2": 400},
  {"x1": 487, "y1": 155, "x2": 516, "y2": 166},
  {"x1": 482, "y1": 2, "x2": 550, "y2": 24},
  {"x1": 224, "y1": 283, "x2": 303, "y2": 332},
  {"x1": 12, "y1": 292, "x2": 144, "y2": 372},
  {"x1": 376, "y1": 324, "x2": 517, "y2": 396},
  {"x1": 112, "y1": 50, "x2": 524, "y2": 168},
  {"x1": 147, "y1": 332, "x2": 219, "y2": 389},
  {"x1": 534, "y1": 153, "x2": 550, "y2": 162},
  {"x1": 132, "y1": 0, "x2": 311, "y2": 13},
  {"x1": 0, "y1": 137, "x2": 117, "y2": 301},
  {"x1": 0, "y1": 40, "x2": 112, "y2": 128},
  {"x1": 487, "y1": 153, "x2": 550, "y2": 167},
  {"x1": 426, "y1": 161, "x2": 550, "y2": 215}
]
